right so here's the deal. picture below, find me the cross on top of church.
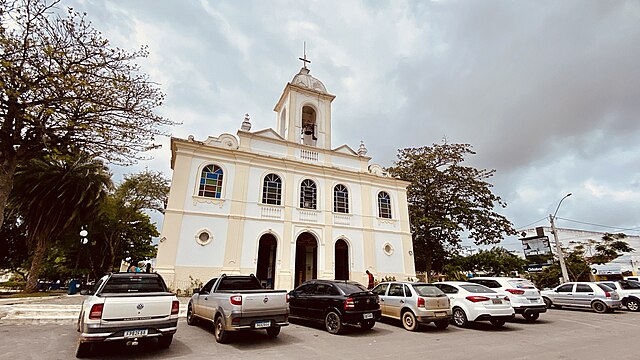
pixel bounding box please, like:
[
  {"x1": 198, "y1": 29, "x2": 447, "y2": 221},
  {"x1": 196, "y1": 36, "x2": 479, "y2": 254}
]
[{"x1": 299, "y1": 42, "x2": 311, "y2": 69}]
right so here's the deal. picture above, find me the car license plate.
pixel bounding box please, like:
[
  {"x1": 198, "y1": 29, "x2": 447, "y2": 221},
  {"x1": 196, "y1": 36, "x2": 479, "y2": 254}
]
[
  {"x1": 527, "y1": 298, "x2": 538, "y2": 303},
  {"x1": 124, "y1": 329, "x2": 148, "y2": 338},
  {"x1": 492, "y1": 299, "x2": 502, "y2": 304},
  {"x1": 363, "y1": 313, "x2": 373, "y2": 319},
  {"x1": 255, "y1": 320, "x2": 271, "y2": 328},
  {"x1": 435, "y1": 312, "x2": 447, "y2": 317}
]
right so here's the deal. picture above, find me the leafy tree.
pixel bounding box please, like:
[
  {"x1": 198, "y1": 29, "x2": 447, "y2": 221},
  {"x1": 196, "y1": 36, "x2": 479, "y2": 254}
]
[
  {"x1": 8, "y1": 152, "x2": 112, "y2": 292},
  {"x1": 387, "y1": 143, "x2": 516, "y2": 280},
  {"x1": 0, "y1": 211, "x2": 29, "y2": 280},
  {"x1": 0, "y1": 0, "x2": 176, "y2": 226},
  {"x1": 444, "y1": 247, "x2": 527, "y2": 279}
]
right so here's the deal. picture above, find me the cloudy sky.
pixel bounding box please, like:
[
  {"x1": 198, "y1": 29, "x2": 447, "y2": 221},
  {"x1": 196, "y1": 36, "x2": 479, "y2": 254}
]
[{"x1": 63, "y1": 0, "x2": 640, "y2": 251}]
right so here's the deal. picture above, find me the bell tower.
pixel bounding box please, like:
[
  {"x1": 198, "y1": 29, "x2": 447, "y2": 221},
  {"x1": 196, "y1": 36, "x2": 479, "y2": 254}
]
[{"x1": 274, "y1": 52, "x2": 335, "y2": 150}]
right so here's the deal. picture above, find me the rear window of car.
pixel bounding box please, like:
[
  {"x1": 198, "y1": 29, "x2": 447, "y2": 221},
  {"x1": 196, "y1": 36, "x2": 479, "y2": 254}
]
[
  {"x1": 507, "y1": 279, "x2": 536, "y2": 289},
  {"x1": 413, "y1": 285, "x2": 446, "y2": 297},
  {"x1": 335, "y1": 282, "x2": 368, "y2": 295},
  {"x1": 460, "y1": 284, "x2": 496, "y2": 293},
  {"x1": 596, "y1": 283, "x2": 614, "y2": 292},
  {"x1": 101, "y1": 275, "x2": 166, "y2": 293},
  {"x1": 623, "y1": 281, "x2": 640, "y2": 290},
  {"x1": 217, "y1": 277, "x2": 262, "y2": 291}
]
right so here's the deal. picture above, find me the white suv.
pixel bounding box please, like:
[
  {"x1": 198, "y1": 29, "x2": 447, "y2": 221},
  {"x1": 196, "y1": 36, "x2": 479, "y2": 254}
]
[{"x1": 467, "y1": 277, "x2": 546, "y2": 322}]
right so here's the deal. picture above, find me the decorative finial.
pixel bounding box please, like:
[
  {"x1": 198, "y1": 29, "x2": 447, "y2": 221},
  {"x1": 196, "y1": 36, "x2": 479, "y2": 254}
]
[
  {"x1": 357, "y1": 140, "x2": 368, "y2": 156},
  {"x1": 299, "y1": 41, "x2": 311, "y2": 69},
  {"x1": 187, "y1": 135, "x2": 195, "y2": 142},
  {"x1": 241, "y1": 113, "x2": 252, "y2": 131}
]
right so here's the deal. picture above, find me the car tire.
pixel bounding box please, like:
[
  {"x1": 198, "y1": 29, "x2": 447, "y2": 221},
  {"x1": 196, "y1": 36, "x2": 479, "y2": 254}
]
[
  {"x1": 325, "y1": 310, "x2": 343, "y2": 335},
  {"x1": 214, "y1": 315, "x2": 230, "y2": 343},
  {"x1": 625, "y1": 298, "x2": 640, "y2": 312},
  {"x1": 490, "y1": 319, "x2": 506, "y2": 328},
  {"x1": 266, "y1": 326, "x2": 281, "y2": 338},
  {"x1": 186, "y1": 303, "x2": 197, "y2": 326},
  {"x1": 522, "y1": 313, "x2": 539, "y2": 322},
  {"x1": 402, "y1": 311, "x2": 418, "y2": 331},
  {"x1": 75, "y1": 341, "x2": 92, "y2": 358},
  {"x1": 543, "y1": 297, "x2": 553, "y2": 309},
  {"x1": 452, "y1": 307, "x2": 468, "y2": 328},
  {"x1": 158, "y1": 334, "x2": 173, "y2": 348},
  {"x1": 361, "y1": 320, "x2": 375, "y2": 330},
  {"x1": 592, "y1": 300, "x2": 607, "y2": 313},
  {"x1": 435, "y1": 320, "x2": 449, "y2": 330}
]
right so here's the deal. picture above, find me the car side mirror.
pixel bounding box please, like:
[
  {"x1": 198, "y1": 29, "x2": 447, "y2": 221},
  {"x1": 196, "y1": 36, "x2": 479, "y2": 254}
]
[{"x1": 193, "y1": 288, "x2": 200, "y2": 295}]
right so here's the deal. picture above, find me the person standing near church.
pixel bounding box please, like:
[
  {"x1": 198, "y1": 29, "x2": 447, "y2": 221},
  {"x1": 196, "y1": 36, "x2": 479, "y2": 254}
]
[{"x1": 366, "y1": 270, "x2": 375, "y2": 289}]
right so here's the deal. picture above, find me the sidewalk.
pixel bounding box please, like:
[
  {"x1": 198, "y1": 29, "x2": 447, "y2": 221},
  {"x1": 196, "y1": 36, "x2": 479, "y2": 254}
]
[{"x1": 0, "y1": 294, "x2": 189, "y2": 324}]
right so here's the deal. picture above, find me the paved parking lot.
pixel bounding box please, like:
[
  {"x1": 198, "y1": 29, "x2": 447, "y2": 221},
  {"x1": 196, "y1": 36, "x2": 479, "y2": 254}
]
[{"x1": 0, "y1": 308, "x2": 638, "y2": 360}]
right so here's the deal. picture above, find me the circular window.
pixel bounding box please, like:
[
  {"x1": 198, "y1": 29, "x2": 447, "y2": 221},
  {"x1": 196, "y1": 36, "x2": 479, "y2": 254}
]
[
  {"x1": 383, "y1": 242, "x2": 394, "y2": 256},
  {"x1": 195, "y1": 230, "x2": 213, "y2": 246}
]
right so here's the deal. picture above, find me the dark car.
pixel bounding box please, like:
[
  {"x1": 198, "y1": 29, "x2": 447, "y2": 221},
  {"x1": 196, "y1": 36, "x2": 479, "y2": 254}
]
[{"x1": 288, "y1": 279, "x2": 381, "y2": 334}]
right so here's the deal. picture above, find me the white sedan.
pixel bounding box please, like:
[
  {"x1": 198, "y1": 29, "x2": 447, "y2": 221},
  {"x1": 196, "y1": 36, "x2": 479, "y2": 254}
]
[{"x1": 433, "y1": 281, "x2": 515, "y2": 328}]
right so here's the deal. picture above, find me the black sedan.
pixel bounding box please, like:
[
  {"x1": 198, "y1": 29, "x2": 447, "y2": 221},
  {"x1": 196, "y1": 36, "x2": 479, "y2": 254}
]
[{"x1": 288, "y1": 279, "x2": 381, "y2": 334}]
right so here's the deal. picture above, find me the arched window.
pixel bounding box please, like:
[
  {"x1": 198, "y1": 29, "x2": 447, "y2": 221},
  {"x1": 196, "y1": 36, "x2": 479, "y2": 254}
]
[
  {"x1": 198, "y1": 164, "x2": 223, "y2": 198},
  {"x1": 300, "y1": 179, "x2": 317, "y2": 209},
  {"x1": 262, "y1": 174, "x2": 282, "y2": 205},
  {"x1": 334, "y1": 184, "x2": 349, "y2": 213},
  {"x1": 378, "y1": 191, "x2": 392, "y2": 219}
]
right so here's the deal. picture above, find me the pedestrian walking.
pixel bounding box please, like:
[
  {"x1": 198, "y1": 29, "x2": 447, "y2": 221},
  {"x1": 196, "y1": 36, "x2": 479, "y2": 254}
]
[{"x1": 366, "y1": 270, "x2": 375, "y2": 289}]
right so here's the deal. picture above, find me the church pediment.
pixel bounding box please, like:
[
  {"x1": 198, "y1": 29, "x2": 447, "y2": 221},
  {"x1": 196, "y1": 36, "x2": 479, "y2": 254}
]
[
  {"x1": 332, "y1": 144, "x2": 358, "y2": 156},
  {"x1": 187, "y1": 133, "x2": 239, "y2": 149},
  {"x1": 251, "y1": 128, "x2": 285, "y2": 141}
]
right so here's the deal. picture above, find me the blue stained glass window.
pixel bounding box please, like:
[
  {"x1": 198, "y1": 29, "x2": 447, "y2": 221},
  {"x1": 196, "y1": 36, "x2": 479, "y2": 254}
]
[{"x1": 198, "y1": 165, "x2": 223, "y2": 198}]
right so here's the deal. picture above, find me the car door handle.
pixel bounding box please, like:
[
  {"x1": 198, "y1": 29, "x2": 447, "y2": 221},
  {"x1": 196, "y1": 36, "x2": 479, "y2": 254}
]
[
  {"x1": 380, "y1": 299, "x2": 384, "y2": 302},
  {"x1": 204, "y1": 297, "x2": 208, "y2": 300},
  {"x1": 400, "y1": 300, "x2": 405, "y2": 304},
  {"x1": 588, "y1": 294, "x2": 594, "y2": 296}
]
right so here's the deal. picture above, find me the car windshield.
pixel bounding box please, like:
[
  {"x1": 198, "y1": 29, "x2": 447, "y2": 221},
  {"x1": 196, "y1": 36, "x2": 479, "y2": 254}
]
[
  {"x1": 101, "y1": 275, "x2": 166, "y2": 293},
  {"x1": 596, "y1": 283, "x2": 614, "y2": 292},
  {"x1": 460, "y1": 284, "x2": 496, "y2": 293},
  {"x1": 335, "y1": 282, "x2": 368, "y2": 295},
  {"x1": 507, "y1": 279, "x2": 536, "y2": 289},
  {"x1": 413, "y1": 284, "x2": 446, "y2": 297}
]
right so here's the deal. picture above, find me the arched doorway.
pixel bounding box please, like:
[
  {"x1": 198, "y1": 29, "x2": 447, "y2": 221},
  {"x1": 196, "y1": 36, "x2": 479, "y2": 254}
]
[
  {"x1": 256, "y1": 234, "x2": 277, "y2": 289},
  {"x1": 335, "y1": 239, "x2": 349, "y2": 280},
  {"x1": 295, "y1": 232, "x2": 318, "y2": 287}
]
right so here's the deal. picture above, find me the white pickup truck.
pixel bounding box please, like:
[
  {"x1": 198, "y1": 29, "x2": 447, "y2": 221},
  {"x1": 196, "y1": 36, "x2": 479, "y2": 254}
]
[
  {"x1": 75, "y1": 273, "x2": 179, "y2": 358},
  {"x1": 597, "y1": 280, "x2": 640, "y2": 312},
  {"x1": 186, "y1": 274, "x2": 289, "y2": 343}
]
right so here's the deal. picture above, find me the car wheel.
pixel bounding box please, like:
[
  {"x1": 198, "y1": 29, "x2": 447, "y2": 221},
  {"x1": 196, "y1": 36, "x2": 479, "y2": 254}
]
[
  {"x1": 75, "y1": 341, "x2": 92, "y2": 358},
  {"x1": 214, "y1": 316, "x2": 230, "y2": 343},
  {"x1": 543, "y1": 297, "x2": 553, "y2": 309},
  {"x1": 402, "y1": 311, "x2": 418, "y2": 331},
  {"x1": 186, "y1": 303, "x2": 197, "y2": 326},
  {"x1": 266, "y1": 326, "x2": 281, "y2": 338},
  {"x1": 452, "y1": 308, "x2": 468, "y2": 328},
  {"x1": 435, "y1": 320, "x2": 449, "y2": 330},
  {"x1": 361, "y1": 320, "x2": 375, "y2": 330},
  {"x1": 324, "y1": 311, "x2": 343, "y2": 334},
  {"x1": 592, "y1": 300, "x2": 607, "y2": 313},
  {"x1": 625, "y1": 298, "x2": 640, "y2": 312},
  {"x1": 158, "y1": 334, "x2": 173, "y2": 348},
  {"x1": 522, "y1": 313, "x2": 539, "y2": 322},
  {"x1": 490, "y1": 319, "x2": 506, "y2": 328}
]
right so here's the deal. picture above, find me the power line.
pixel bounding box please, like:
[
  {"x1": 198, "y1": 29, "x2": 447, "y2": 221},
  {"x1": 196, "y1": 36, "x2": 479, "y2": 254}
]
[
  {"x1": 515, "y1": 216, "x2": 548, "y2": 231},
  {"x1": 555, "y1": 217, "x2": 640, "y2": 233}
]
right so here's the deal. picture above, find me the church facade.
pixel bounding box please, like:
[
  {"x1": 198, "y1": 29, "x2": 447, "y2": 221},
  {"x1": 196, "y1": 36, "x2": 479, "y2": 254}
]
[{"x1": 155, "y1": 64, "x2": 416, "y2": 292}]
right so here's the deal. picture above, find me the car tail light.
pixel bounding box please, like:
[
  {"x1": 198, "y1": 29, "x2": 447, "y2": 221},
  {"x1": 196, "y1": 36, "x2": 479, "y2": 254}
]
[
  {"x1": 344, "y1": 297, "x2": 355, "y2": 310},
  {"x1": 230, "y1": 295, "x2": 242, "y2": 305},
  {"x1": 465, "y1": 296, "x2": 490, "y2": 303},
  {"x1": 417, "y1": 297, "x2": 425, "y2": 308},
  {"x1": 171, "y1": 300, "x2": 180, "y2": 315},
  {"x1": 89, "y1": 304, "x2": 103, "y2": 320},
  {"x1": 604, "y1": 292, "x2": 611, "y2": 298},
  {"x1": 286, "y1": 293, "x2": 290, "y2": 303},
  {"x1": 505, "y1": 289, "x2": 525, "y2": 295}
]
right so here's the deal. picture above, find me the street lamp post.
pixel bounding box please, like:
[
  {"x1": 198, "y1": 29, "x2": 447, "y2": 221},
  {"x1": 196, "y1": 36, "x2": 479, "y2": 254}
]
[{"x1": 550, "y1": 193, "x2": 571, "y2": 283}]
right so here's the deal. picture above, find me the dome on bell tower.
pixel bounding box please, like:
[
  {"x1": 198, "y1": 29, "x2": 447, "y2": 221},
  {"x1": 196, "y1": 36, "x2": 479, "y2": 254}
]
[{"x1": 291, "y1": 67, "x2": 328, "y2": 94}]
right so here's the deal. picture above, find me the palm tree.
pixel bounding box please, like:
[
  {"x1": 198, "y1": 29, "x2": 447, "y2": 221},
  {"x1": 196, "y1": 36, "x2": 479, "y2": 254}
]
[{"x1": 9, "y1": 153, "x2": 112, "y2": 292}]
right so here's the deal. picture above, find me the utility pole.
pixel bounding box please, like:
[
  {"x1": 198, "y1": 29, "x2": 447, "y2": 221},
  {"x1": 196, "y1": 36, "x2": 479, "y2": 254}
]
[{"x1": 550, "y1": 193, "x2": 572, "y2": 283}]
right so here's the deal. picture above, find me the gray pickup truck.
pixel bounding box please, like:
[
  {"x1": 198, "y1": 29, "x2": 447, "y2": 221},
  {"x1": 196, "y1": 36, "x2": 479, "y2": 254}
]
[{"x1": 186, "y1": 274, "x2": 289, "y2": 343}]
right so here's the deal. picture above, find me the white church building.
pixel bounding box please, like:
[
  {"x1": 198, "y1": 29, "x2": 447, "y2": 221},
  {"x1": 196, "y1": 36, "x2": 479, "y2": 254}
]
[{"x1": 155, "y1": 61, "x2": 416, "y2": 292}]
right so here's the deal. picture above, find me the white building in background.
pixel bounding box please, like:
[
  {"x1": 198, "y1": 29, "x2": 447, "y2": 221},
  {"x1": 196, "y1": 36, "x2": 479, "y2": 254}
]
[
  {"x1": 155, "y1": 62, "x2": 416, "y2": 291},
  {"x1": 521, "y1": 227, "x2": 640, "y2": 276}
]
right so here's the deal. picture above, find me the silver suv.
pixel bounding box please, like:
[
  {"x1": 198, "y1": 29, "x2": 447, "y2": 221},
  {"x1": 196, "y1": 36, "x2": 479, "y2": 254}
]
[
  {"x1": 372, "y1": 281, "x2": 452, "y2": 331},
  {"x1": 541, "y1": 282, "x2": 622, "y2": 313},
  {"x1": 467, "y1": 277, "x2": 546, "y2": 322}
]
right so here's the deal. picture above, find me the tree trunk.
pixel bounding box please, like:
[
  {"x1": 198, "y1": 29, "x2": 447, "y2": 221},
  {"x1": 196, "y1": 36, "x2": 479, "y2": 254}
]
[
  {"x1": 0, "y1": 157, "x2": 18, "y2": 227},
  {"x1": 425, "y1": 253, "x2": 433, "y2": 283},
  {"x1": 25, "y1": 237, "x2": 47, "y2": 293}
]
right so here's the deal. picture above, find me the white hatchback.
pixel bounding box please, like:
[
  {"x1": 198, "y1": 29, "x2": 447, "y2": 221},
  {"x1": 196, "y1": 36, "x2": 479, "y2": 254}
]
[
  {"x1": 467, "y1": 277, "x2": 546, "y2": 322},
  {"x1": 433, "y1": 281, "x2": 514, "y2": 328}
]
